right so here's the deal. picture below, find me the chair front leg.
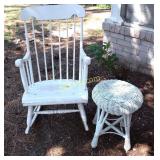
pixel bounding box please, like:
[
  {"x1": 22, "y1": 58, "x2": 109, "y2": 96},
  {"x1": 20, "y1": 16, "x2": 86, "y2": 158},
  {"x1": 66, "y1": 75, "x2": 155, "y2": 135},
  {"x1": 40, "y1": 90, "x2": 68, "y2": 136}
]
[
  {"x1": 25, "y1": 106, "x2": 33, "y2": 134},
  {"x1": 78, "y1": 104, "x2": 89, "y2": 131}
]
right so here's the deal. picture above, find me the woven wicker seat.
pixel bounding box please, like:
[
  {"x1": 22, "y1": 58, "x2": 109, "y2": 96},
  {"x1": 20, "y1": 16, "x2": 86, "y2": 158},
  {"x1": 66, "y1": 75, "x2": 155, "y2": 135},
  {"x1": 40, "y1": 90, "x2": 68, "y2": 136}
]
[
  {"x1": 92, "y1": 80, "x2": 143, "y2": 115},
  {"x1": 91, "y1": 80, "x2": 143, "y2": 152}
]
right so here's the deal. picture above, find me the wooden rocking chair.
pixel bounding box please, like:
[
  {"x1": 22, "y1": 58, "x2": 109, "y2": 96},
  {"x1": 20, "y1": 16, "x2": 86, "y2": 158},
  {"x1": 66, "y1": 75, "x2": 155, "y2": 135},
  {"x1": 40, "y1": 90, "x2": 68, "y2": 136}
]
[{"x1": 15, "y1": 4, "x2": 91, "y2": 134}]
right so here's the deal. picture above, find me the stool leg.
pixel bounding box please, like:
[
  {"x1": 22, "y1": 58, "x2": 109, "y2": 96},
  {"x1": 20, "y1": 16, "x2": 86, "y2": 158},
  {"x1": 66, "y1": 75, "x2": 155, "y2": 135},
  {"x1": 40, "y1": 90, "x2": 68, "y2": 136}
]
[
  {"x1": 92, "y1": 108, "x2": 98, "y2": 124},
  {"x1": 124, "y1": 114, "x2": 132, "y2": 152},
  {"x1": 91, "y1": 108, "x2": 108, "y2": 148}
]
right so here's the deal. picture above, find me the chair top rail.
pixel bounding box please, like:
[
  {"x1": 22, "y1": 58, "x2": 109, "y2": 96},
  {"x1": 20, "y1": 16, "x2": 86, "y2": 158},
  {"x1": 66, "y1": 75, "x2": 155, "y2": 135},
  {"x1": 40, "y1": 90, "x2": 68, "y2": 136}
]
[{"x1": 20, "y1": 4, "x2": 85, "y2": 21}]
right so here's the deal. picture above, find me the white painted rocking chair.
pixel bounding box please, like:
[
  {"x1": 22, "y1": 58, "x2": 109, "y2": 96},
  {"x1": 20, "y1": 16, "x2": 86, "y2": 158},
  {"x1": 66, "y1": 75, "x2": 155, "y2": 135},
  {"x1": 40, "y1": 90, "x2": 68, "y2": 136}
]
[{"x1": 15, "y1": 4, "x2": 91, "y2": 134}]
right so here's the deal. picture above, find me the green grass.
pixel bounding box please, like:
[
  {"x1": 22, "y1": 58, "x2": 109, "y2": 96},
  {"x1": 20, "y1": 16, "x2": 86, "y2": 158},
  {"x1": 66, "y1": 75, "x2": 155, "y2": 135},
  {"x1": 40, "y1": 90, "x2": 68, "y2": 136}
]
[
  {"x1": 87, "y1": 29, "x2": 103, "y2": 37},
  {"x1": 83, "y1": 4, "x2": 111, "y2": 10},
  {"x1": 4, "y1": 5, "x2": 28, "y2": 42},
  {"x1": 96, "y1": 4, "x2": 111, "y2": 9},
  {"x1": 4, "y1": 4, "x2": 108, "y2": 42}
]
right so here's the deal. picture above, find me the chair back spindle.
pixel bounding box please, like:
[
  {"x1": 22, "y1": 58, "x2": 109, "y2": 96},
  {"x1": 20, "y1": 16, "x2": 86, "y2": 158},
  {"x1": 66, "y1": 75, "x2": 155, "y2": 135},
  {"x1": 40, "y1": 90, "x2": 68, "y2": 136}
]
[
  {"x1": 49, "y1": 22, "x2": 55, "y2": 79},
  {"x1": 41, "y1": 23, "x2": 48, "y2": 80},
  {"x1": 72, "y1": 15, "x2": 76, "y2": 80},
  {"x1": 58, "y1": 22, "x2": 62, "y2": 79},
  {"x1": 79, "y1": 18, "x2": 83, "y2": 81},
  {"x1": 21, "y1": 5, "x2": 86, "y2": 84},
  {"x1": 66, "y1": 20, "x2": 69, "y2": 79},
  {"x1": 31, "y1": 19, "x2": 41, "y2": 81}
]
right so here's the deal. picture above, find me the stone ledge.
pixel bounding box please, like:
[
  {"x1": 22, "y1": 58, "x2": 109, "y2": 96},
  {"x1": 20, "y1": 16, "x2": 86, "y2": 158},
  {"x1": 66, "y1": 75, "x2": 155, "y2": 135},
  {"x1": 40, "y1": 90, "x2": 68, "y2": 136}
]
[{"x1": 103, "y1": 21, "x2": 154, "y2": 43}]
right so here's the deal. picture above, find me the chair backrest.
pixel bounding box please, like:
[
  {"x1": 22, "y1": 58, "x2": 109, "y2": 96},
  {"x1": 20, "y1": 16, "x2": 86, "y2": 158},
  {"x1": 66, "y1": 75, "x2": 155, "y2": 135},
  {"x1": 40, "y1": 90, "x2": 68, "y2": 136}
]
[{"x1": 20, "y1": 4, "x2": 85, "y2": 83}]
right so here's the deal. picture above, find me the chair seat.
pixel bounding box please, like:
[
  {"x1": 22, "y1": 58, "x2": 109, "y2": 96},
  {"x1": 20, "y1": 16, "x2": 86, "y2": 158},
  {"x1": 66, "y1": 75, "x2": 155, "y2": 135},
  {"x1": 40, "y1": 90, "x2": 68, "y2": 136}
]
[{"x1": 22, "y1": 80, "x2": 88, "y2": 106}]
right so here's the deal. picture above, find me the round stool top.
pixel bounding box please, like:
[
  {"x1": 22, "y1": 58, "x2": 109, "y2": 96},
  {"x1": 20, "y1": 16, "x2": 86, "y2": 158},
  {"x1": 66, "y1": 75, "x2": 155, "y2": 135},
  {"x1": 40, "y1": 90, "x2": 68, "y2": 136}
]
[{"x1": 92, "y1": 80, "x2": 143, "y2": 115}]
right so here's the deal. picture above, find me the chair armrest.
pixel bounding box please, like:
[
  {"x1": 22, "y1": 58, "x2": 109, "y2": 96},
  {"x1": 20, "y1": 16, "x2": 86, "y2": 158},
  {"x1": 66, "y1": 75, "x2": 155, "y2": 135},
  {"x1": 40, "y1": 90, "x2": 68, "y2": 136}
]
[
  {"x1": 80, "y1": 48, "x2": 91, "y2": 89},
  {"x1": 15, "y1": 59, "x2": 24, "y2": 67},
  {"x1": 15, "y1": 52, "x2": 30, "y2": 68},
  {"x1": 15, "y1": 52, "x2": 31, "y2": 91},
  {"x1": 81, "y1": 49, "x2": 91, "y2": 65}
]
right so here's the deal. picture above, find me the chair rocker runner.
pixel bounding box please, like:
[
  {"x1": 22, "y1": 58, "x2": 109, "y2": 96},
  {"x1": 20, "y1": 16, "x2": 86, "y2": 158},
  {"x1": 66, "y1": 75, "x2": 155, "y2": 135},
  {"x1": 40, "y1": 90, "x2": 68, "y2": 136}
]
[{"x1": 15, "y1": 4, "x2": 91, "y2": 134}]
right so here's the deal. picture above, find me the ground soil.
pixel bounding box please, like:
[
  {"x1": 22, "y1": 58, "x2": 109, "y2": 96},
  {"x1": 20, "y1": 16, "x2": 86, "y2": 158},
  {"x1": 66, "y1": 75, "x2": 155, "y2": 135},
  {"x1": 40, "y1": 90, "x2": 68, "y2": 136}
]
[{"x1": 4, "y1": 13, "x2": 154, "y2": 155}]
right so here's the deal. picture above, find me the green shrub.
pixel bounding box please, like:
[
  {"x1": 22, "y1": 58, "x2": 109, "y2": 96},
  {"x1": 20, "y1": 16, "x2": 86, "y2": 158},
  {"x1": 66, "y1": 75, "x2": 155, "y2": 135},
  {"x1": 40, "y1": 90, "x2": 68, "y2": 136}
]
[{"x1": 87, "y1": 42, "x2": 118, "y2": 72}]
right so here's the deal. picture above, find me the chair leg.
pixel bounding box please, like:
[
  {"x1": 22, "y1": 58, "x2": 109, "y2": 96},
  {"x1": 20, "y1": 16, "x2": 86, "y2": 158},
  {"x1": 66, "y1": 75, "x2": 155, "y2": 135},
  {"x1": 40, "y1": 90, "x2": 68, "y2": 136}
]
[
  {"x1": 25, "y1": 106, "x2": 33, "y2": 134},
  {"x1": 78, "y1": 103, "x2": 89, "y2": 131},
  {"x1": 124, "y1": 114, "x2": 132, "y2": 152}
]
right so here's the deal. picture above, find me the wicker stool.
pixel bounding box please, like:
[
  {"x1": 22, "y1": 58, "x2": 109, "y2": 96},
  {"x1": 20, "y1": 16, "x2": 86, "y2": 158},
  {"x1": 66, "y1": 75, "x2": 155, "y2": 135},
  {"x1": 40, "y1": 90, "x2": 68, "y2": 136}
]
[{"x1": 91, "y1": 80, "x2": 143, "y2": 152}]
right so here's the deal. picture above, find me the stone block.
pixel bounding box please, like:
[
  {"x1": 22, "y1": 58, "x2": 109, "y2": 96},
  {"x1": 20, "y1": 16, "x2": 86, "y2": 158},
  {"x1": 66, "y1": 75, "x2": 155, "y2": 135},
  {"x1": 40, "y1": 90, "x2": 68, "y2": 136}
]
[
  {"x1": 147, "y1": 48, "x2": 154, "y2": 60},
  {"x1": 110, "y1": 37, "x2": 117, "y2": 43},
  {"x1": 138, "y1": 66, "x2": 154, "y2": 76},
  {"x1": 103, "y1": 22, "x2": 110, "y2": 31},
  {"x1": 111, "y1": 43, "x2": 122, "y2": 50},
  {"x1": 125, "y1": 37, "x2": 140, "y2": 44},
  {"x1": 116, "y1": 39, "x2": 132, "y2": 47},
  {"x1": 140, "y1": 30, "x2": 146, "y2": 40},
  {"x1": 123, "y1": 47, "x2": 137, "y2": 55},
  {"x1": 148, "y1": 46, "x2": 154, "y2": 53},
  {"x1": 104, "y1": 34, "x2": 117, "y2": 43},
  {"x1": 138, "y1": 51, "x2": 148, "y2": 65},
  {"x1": 103, "y1": 34, "x2": 110, "y2": 42},
  {"x1": 141, "y1": 40, "x2": 153, "y2": 48},
  {"x1": 124, "y1": 27, "x2": 130, "y2": 36},
  {"x1": 129, "y1": 27, "x2": 135, "y2": 37},
  {"x1": 120, "y1": 51, "x2": 132, "y2": 60},
  {"x1": 151, "y1": 33, "x2": 154, "y2": 43},
  {"x1": 114, "y1": 24, "x2": 121, "y2": 34},
  {"x1": 110, "y1": 32, "x2": 124, "y2": 40},
  {"x1": 110, "y1": 24, "x2": 115, "y2": 32},
  {"x1": 135, "y1": 57, "x2": 147, "y2": 68},
  {"x1": 103, "y1": 35, "x2": 108, "y2": 42},
  {"x1": 120, "y1": 26, "x2": 125, "y2": 35},
  {"x1": 134, "y1": 28, "x2": 140, "y2": 38},
  {"x1": 105, "y1": 31, "x2": 110, "y2": 37},
  {"x1": 145, "y1": 31, "x2": 152, "y2": 42},
  {"x1": 139, "y1": 45, "x2": 149, "y2": 52}
]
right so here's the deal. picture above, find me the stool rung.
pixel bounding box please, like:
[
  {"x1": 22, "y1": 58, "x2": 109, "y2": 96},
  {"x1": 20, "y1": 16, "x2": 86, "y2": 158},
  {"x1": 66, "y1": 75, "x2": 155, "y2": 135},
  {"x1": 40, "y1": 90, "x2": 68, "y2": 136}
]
[
  {"x1": 100, "y1": 131, "x2": 125, "y2": 138},
  {"x1": 106, "y1": 118, "x2": 121, "y2": 121}
]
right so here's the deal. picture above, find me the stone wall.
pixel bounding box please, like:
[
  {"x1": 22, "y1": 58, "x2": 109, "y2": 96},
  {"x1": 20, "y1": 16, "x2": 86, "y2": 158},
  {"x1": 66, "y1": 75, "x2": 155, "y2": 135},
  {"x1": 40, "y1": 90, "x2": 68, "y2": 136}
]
[{"x1": 103, "y1": 21, "x2": 154, "y2": 76}]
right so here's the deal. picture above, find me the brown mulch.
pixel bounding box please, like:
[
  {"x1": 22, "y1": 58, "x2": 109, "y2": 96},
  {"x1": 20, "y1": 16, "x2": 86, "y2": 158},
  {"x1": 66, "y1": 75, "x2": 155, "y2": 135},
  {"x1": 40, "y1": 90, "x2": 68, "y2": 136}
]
[{"x1": 4, "y1": 30, "x2": 154, "y2": 156}]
